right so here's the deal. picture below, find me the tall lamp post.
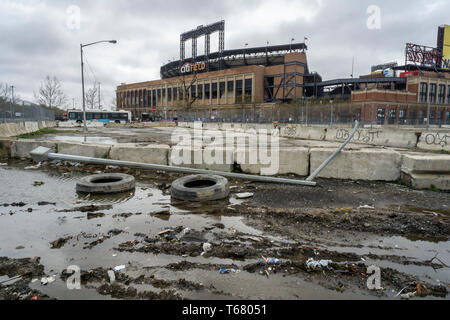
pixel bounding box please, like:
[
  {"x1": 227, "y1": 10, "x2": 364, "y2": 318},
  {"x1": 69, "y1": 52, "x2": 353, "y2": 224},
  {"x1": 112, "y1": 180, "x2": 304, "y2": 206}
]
[{"x1": 80, "y1": 40, "x2": 117, "y2": 132}]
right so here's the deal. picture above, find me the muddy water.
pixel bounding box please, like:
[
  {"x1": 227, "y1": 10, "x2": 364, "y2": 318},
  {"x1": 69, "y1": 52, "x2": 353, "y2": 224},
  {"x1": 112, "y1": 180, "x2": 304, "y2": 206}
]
[{"x1": 0, "y1": 163, "x2": 448, "y2": 300}]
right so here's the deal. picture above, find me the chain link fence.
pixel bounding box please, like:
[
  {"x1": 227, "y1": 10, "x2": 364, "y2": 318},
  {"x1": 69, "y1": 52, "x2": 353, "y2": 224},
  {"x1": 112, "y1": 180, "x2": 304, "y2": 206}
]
[
  {"x1": 176, "y1": 103, "x2": 450, "y2": 128},
  {"x1": 0, "y1": 102, "x2": 55, "y2": 123}
]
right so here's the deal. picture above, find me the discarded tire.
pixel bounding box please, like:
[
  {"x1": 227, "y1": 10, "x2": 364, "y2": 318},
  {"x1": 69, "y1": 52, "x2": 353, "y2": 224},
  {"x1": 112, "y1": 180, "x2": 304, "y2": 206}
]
[
  {"x1": 171, "y1": 174, "x2": 230, "y2": 202},
  {"x1": 76, "y1": 173, "x2": 135, "y2": 194}
]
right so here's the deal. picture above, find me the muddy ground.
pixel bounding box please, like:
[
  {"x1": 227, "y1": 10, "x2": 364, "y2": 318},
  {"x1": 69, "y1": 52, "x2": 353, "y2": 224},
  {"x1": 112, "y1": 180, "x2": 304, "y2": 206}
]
[{"x1": 0, "y1": 159, "x2": 449, "y2": 300}]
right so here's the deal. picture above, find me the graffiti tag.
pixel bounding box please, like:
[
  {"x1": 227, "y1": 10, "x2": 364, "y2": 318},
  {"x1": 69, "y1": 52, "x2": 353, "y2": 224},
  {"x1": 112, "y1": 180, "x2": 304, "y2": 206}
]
[
  {"x1": 424, "y1": 133, "x2": 449, "y2": 147},
  {"x1": 335, "y1": 129, "x2": 382, "y2": 144}
]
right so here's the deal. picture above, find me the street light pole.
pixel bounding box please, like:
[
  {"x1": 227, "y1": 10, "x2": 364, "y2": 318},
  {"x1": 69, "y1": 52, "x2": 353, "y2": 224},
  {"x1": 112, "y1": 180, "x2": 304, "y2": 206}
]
[
  {"x1": 80, "y1": 44, "x2": 87, "y2": 132},
  {"x1": 80, "y1": 40, "x2": 117, "y2": 132}
]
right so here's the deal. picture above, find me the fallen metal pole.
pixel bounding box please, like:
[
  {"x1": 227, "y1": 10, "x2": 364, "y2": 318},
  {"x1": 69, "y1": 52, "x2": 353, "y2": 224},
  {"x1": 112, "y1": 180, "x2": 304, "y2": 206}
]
[
  {"x1": 31, "y1": 147, "x2": 316, "y2": 187},
  {"x1": 306, "y1": 120, "x2": 360, "y2": 182}
]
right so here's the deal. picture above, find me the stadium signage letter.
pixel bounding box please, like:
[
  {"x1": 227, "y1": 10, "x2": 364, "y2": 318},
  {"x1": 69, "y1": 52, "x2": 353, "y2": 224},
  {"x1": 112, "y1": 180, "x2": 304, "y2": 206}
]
[{"x1": 181, "y1": 62, "x2": 206, "y2": 74}]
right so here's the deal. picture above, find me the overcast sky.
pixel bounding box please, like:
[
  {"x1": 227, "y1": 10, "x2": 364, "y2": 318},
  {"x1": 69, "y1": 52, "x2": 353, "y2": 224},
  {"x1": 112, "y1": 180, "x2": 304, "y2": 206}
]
[{"x1": 0, "y1": 0, "x2": 448, "y2": 109}]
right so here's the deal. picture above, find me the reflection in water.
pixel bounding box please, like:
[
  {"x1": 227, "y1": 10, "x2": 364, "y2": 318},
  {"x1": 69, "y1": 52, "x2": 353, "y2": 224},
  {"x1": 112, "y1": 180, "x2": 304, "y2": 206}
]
[{"x1": 76, "y1": 190, "x2": 136, "y2": 204}]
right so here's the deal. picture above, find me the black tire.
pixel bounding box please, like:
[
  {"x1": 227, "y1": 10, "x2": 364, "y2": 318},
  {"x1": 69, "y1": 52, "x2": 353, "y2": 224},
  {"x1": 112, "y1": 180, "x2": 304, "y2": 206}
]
[
  {"x1": 76, "y1": 173, "x2": 135, "y2": 194},
  {"x1": 171, "y1": 174, "x2": 230, "y2": 202}
]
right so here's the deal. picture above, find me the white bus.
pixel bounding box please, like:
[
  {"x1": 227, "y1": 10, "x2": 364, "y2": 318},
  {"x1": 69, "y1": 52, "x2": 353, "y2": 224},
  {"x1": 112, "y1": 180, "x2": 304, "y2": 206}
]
[{"x1": 67, "y1": 110, "x2": 131, "y2": 125}]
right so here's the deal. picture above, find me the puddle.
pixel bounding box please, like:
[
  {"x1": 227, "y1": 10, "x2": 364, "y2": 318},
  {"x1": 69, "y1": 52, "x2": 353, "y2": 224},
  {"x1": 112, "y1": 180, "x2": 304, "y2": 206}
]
[{"x1": 1, "y1": 164, "x2": 448, "y2": 300}]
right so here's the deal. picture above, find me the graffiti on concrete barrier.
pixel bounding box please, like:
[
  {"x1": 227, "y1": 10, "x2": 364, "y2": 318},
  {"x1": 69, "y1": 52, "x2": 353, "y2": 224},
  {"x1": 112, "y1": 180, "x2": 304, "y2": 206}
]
[
  {"x1": 283, "y1": 126, "x2": 297, "y2": 137},
  {"x1": 424, "y1": 133, "x2": 449, "y2": 147},
  {"x1": 335, "y1": 128, "x2": 382, "y2": 144}
]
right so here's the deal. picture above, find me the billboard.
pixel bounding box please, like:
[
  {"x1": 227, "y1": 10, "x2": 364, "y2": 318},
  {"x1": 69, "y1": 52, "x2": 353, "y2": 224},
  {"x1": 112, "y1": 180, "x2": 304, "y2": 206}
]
[{"x1": 441, "y1": 25, "x2": 450, "y2": 70}]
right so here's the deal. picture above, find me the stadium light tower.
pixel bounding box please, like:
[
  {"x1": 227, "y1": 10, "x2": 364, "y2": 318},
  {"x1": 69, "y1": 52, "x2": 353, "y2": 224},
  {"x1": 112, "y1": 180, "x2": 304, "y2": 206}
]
[{"x1": 80, "y1": 40, "x2": 117, "y2": 132}]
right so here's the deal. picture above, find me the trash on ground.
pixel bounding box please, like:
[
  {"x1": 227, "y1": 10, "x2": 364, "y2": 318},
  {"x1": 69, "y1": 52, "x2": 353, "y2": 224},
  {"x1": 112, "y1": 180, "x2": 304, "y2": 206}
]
[
  {"x1": 219, "y1": 268, "x2": 240, "y2": 274},
  {"x1": 263, "y1": 257, "x2": 282, "y2": 264},
  {"x1": 401, "y1": 291, "x2": 417, "y2": 300},
  {"x1": 113, "y1": 265, "x2": 126, "y2": 272},
  {"x1": 358, "y1": 205, "x2": 375, "y2": 210},
  {"x1": 202, "y1": 242, "x2": 212, "y2": 253},
  {"x1": 0, "y1": 163, "x2": 7, "y2": 166},
  {"x1": 107, "y1": 270, "x2": 116, "y2": 283},
  {"x1": 236, "y1": 193, "x2": 254, "y2": 199},
  {"x1": 306, "y1": 258, "x2": 332, "y2": 270},
  {"x1": 25, "y1": 162, "x2": 42, "y2": 170},
  {"x1": 33, "y1": 181, "x2": 45, "y2": 186},
  {"x1": 40, "y1": 276, "x2": 56, "y2": 285}
]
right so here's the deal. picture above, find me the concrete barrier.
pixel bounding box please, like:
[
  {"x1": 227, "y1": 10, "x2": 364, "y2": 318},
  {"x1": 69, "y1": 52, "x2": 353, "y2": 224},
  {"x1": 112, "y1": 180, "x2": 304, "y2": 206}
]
[
  {"x1": 236, "y1": 147, "x2": 309, "y2": 176},
  {"x1": 417, "y1": 132, "x2": 450, "y2": 152},
  {"x1": 326, "y1": 127, "x2": 418, "y2": 149},
  {"x1": 0, "y1": 138, "x2": 13, "y2": 159},
  {"x1": 310, "y1": 148, "x2": 402, "y2": 181},
  {"x1": 400, "y1": 153, "x2": 450, "y2": 190},
  {"x1": 57, "y1": 142, "x2": 111, "y2": 159},
  {"x1": 401, "y1": 172, "x2": 450, "y2": 191},
  {"x1": 280, "y1": 125, "x2": 326, "y2": 141},
  {"x1": 11, "y1": 139, "x2": 57, "y2": 159},
  {"x1": 169, "y1": 146, "x2": 234, "y2": 172},
  {"x1": 110, "y1": 143, "x2": 170, "y2": 165},
  {"x1": 0, "y1": 121, "x2": 56, "y2": 137},
  {"x1": 402, "y1": 154, "x2": 450, "y2": 173}
]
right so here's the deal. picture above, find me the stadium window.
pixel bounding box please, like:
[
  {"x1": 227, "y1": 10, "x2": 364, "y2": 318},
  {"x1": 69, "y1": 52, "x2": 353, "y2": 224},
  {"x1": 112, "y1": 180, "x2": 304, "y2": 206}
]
[
  {"x1": 191, "y1": 85, "x2": 196, "y2": 99},
  {"x1": 227, "y1": 80, "x2": 234, "y2": 98},
  {"x1": 204, "y1": 84, "x2": 211, "y2": 100},
  {"x1": 179, "y1": 87, "x2": 183, "y2": 101},
  {"x1": 162, "y1": 88, "x2": 166, "y2": 98},
  {"x1": 236, "y1": 80, "x2": 243, "y2": 99},
  {"x1": 168, "y1": 88, "x2": 172, "y2": 101},
  {"x1": 173, "y1": 87, "x2": 177, "y2": 100},
  {"x1": 212, "y1": 82, "x2": 218, "y2": 99},
  {"x1": 152, "y1": 90, "x2": 156, "y2": 107},
  {"x1": 219, "y1": 82, "x2": 225, "y2": 98},
  {"x1": 157, "y1": 89, "x2": 161, "y2": 102},
  {"x1": 419, "y1": 83, "x2": 427, "y2": 103},
  {"x1": 197, "y1": 84, "x2": 203, "y2": 99},
  {"x1": 429, "y1": 83, "x2": 436, "y2": 103},
  {"x1": 447, "y1": 85, "x2": 450, "y2": 104},
  {"x1": 446, "y1": 112, "x2": 450, "y2": 124},
  {"x1": 438, "y1": 84, "x2": 445, "y2": 104},
  {"x1": 147, "y1": 91, "x2": 151, "y2": 107},
  {"x1": 244, "y1": 79, "x2": 252, "y2": 103}
]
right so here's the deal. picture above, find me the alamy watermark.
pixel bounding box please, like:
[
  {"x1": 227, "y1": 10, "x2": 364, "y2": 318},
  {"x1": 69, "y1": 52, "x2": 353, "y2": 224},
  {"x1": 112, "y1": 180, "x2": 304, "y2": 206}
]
[
  {"x1": 170, "y1": 122, "x2": 281, "y2": 175},
  {"x1": 66, "y1": 5, "x2": 81, "y2": 31},
  {"x1": 366, "y1": 5, "x2": 381, "y2": 30}
]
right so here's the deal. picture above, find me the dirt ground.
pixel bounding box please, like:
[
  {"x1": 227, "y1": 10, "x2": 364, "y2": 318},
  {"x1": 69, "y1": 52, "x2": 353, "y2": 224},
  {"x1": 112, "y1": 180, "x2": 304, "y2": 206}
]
[{"x1": 0, "y1": 159, "x2": 449, "y2": 300}]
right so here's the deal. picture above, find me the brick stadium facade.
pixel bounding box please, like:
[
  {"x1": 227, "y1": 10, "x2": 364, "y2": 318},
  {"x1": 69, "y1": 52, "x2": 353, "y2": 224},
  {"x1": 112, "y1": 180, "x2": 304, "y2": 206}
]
[
  {"x1": 352, "y1": 71, "x2": 450, "y2": 124},
  {"x1": 116, "y1": 52, "x2": 306, "y2": 120}
]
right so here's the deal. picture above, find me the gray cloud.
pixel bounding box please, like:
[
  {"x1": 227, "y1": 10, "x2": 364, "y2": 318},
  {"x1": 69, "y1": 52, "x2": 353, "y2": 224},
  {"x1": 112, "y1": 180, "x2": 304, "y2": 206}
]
[{"x1": 0, "y1": 0, "x2": 448, "y2": 109}]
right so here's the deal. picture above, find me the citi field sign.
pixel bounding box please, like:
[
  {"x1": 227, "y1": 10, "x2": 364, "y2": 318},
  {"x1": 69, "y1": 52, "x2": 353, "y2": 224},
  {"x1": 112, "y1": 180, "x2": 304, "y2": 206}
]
[{"x1": 180, "y1": 61, "x2": 206, "y2": 74}]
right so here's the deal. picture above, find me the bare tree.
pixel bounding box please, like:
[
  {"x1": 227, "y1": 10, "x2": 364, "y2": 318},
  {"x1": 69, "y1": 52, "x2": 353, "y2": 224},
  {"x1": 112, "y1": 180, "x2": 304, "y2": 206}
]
[
  {"x1": 34, "y1": 76, "x2": 68, "y2": 109},
  {"x1": 179, "y1": 72, "x2": 201, "y2": 110},
  {"x1": 84, "y1": 82, "x2": 99, "y2": 110}
]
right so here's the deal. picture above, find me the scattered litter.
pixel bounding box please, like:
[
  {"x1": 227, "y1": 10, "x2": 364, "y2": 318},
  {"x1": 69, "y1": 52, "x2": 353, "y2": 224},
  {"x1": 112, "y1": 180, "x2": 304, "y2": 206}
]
[
  {"x1": 400, "y1": 291, "x2": 417, "y2": 300},
  {"x1": 113, "y1": 265, "x2": 126, "y2": 272},
  {"x1": 25, "y1": 162, "x2": 42, "y2": 170},
  {"x1": 158, "y1": 229, "x2": 174, "y2": 236},
  {"x1": 219, "y1": 268, "x2": 240, "y2": 274},
  {"x1": 263, "y1": 257, "x2": 282, "y2": 264},
  {"x1": 0, "y1": 163, "x2": 7, "y2": 166},
  {"x1": 30, "y1": 296, "x2": 38, "y2": 300},
  {"x1": 202, "y1": 243, "x2": 212, "y2": 253},
  {"x1": 40, "y1": 276, "x2": 56, "y2": 285},
  {"x1": 112, "y1": 254, "x2": 117, "y2": 257},
  {"x1": 33, "y1": 181, "x2": 45, "y2": 187},
  {"x1": 107, "y1": 270, "x2": 116, "y2": 283},
  {"x1": 306, "y1": 258, "x2": 332, "y2": 270},
  {"x1": 358, "y1": 205, "x2": 375, "y2": 210},
  {"x1": 236, "y1": 193, "x2": 254, "y2": 199}
]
